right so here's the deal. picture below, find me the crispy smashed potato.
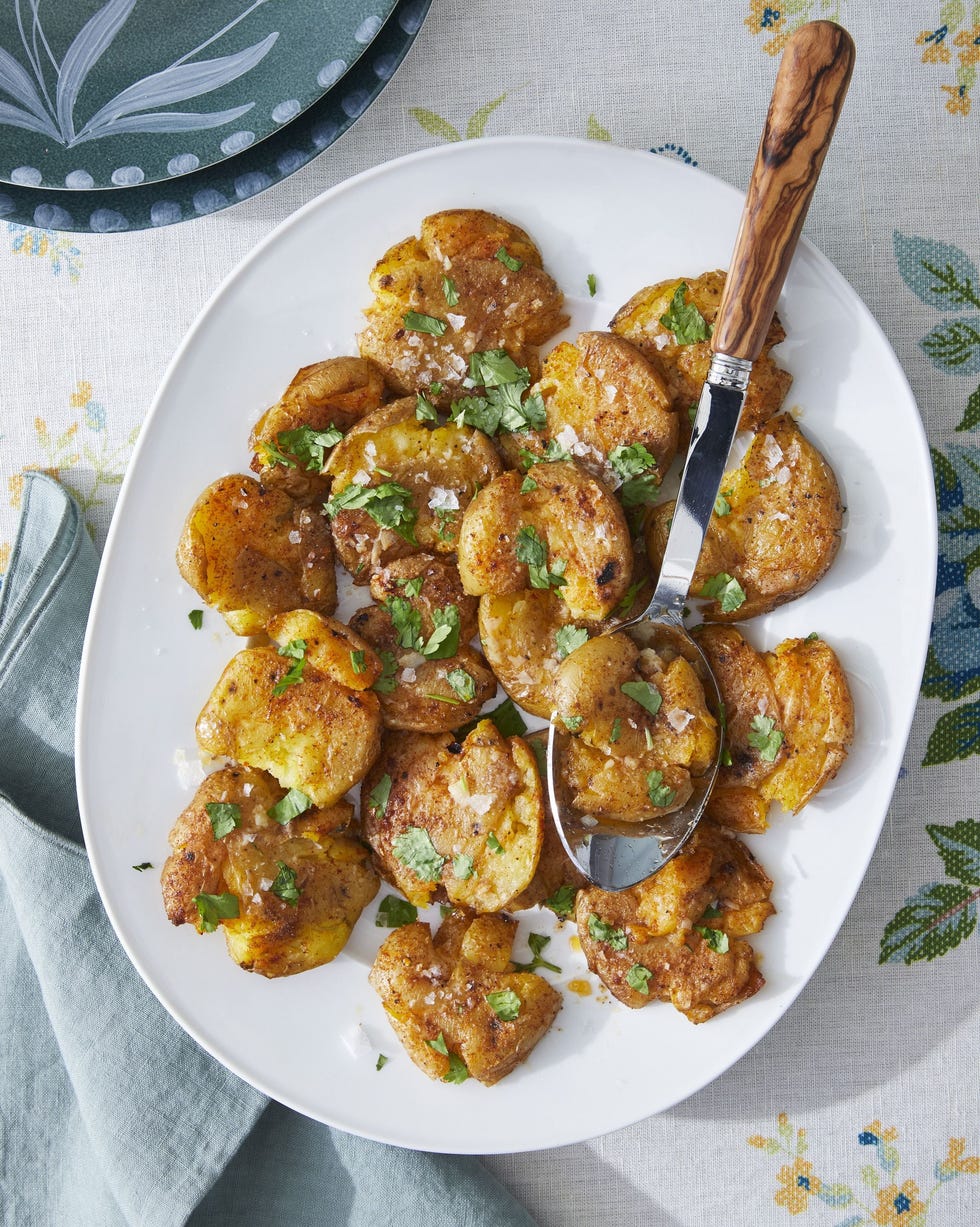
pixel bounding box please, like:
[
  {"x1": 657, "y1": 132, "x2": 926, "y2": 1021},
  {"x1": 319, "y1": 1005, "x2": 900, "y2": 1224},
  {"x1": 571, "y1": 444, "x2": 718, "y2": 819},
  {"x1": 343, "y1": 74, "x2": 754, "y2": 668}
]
[
  {"x1": 176, "y1": 475, "x2": 336, "y2": 635},
  {"x1": 611, "y1": 271, "x2": 792, "y2": 431},
  {"x1": 369, "y1": 554, "x2": 480, "y2": 642},
  {"x1": 196, "y1": 612, "x2": 382, "y2": 807},
  {"x1": 647, "y1": 414, "x2": 843, "y2": 621},
  {"x1": 162, "y1": 767, "x2": 378, "y2": 976},
  {"x1": 250, "y1": 356, "x2": 389, "y2": 502},
  {"x1": 576, "y1": 822, "x2": 773, "y2": 1021},
  {"x1": 458, "y1": 462, "x2": 632, "y2": 620},
  {"x1": 498, "y1": 331, "x2": 678, "y2": 481},
  {"x1": 696, "y1": 625, "x2": 854, "y2": 825},
  {"x1": 370, "y1": 910, "x2": 562, "y2": 1085},
  {"x1": 325, "y1": 405, "x2": 502, "y2": 581},
  {"x1": 357, "y1": 209, "x2": 567, "y2": 401},
  {"x1": 362, "y1": 721, "x2": 543, "y2": 912}
]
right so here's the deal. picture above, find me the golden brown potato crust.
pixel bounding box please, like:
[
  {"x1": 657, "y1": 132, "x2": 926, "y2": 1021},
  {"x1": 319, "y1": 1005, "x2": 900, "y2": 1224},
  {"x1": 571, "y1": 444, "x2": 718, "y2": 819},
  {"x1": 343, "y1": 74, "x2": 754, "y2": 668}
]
[
  {"x1": 249, "y1": 356, "x2": 389, "y2": 502},
  {"x1": 176, "y1": 475, "x2": 336, "y2": 635},
  {"x1": 357, "y1": 209, "x2": 568, "y2": 401},
  {"x1": 161, "y1": 767, "x2": 378, "y2": 977},
  {"x1": 361, "y1": 721, "x2": 544, "y2": 912},
  {"x1": 610, "y1": 271, "x2": 792, "y2": 430},
  {"x1": 369, "y1": 911, "x2": 562, "y2": 1085},
  {"x1": 457, "y1": 462, "x2": 632, "y2": 621},
  {"x1": 647, "y1": 414, "x2": 843, "y2": 622},
  {"x1": 576, "y1": 822, "x2": 773, "y2": 1022},
  {"x1": 477, "y1": 589, "x2": 582, "y2": 719}
]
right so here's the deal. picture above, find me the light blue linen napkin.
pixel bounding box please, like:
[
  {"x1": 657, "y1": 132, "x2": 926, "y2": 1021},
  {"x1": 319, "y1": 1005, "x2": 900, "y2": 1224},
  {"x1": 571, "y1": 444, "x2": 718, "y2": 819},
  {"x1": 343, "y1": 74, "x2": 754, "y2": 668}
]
[{"x1": 0, "y1": 473, "x2": 535, "y2": 1227}]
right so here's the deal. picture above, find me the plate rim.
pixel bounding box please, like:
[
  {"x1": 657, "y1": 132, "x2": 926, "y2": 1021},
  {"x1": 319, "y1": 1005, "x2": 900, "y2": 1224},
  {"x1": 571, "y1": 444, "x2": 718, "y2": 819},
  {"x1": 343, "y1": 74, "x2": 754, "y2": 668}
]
[{"x1": 75, "y1": 135, "x2": 938, "y2": 1152}]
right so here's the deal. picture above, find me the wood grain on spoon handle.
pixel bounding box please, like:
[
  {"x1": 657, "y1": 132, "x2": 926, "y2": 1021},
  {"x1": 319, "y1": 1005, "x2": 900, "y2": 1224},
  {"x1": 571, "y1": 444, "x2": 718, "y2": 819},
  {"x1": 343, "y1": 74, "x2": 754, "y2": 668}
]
[{"x1": 712, "y1": 20, "x2": 855, "y2": 362}]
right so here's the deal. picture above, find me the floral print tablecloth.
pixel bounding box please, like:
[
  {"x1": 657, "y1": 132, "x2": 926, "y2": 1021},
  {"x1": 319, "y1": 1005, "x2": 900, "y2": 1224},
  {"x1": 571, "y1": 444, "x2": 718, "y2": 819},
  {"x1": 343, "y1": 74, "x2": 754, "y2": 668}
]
[{"x1": 2, "y1": 2, "x2": 978, "y2": 1223}]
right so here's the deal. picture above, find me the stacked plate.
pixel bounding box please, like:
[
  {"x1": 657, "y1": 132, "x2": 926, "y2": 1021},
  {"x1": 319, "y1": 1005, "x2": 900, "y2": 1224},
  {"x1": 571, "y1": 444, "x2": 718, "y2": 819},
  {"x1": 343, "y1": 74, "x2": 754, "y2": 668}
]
[{"x1": 0, "y1": 0, "x2": 430, "y2": 232}]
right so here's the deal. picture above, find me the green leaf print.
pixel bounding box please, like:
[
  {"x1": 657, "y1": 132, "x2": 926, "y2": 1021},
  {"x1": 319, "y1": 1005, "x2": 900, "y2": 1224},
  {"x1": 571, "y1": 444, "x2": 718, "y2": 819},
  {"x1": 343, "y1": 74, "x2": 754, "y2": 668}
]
[
  {"x1": 894, "y1": 233, "x2": 980, "y2": 311},
  {"x1": 879, "y1": 882, "x2": 978, "y2": 964},
  {"x1": 927, "y1": 820, "x2": 980, "y2": 885},
  {"x1": 923, "y1": 698, "x2": 980, "y2": 763},
  {"x1": 586, "y1": 114, "x2": 611, "y2": 141},
  {"x1": 465, "y1": 93, "x2": 507, "y2": 139},
  {"x1": 408, "y1": 109, "x2": 462, "y2": 141},
  {"x1": 958, "y1": 385, "x2": 980, "y2": 431},
  {"x1": 920, "y1": 318, "x2": 980, "y2": 373}
]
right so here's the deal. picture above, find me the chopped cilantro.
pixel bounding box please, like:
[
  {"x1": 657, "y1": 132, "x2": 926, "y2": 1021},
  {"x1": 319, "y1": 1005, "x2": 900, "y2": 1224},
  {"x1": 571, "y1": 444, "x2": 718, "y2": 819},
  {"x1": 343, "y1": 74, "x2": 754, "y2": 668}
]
[
  {"x1": 714, "y1": 489, "x2": 733, "y2": 516},
  {"x1": 446, "y1": 668, "x2": 476, "y2": 702},
  {"x1": 449, "y1": 394, "x2": 502, "y2": 435},
  {"x1": 562, "y1": 714, "x2": 584, "y2": 732},
  {"x1": 376, "y1": 1054, "x2": 388, "y2": 1071},
  {"x1": 368, "y1": 773, "x2": 393, "y2": 818},
  {"x1": 428, "y1": 1032, "x2": 449, "y2": 1055},
  {"x1": 805, "y1": 631, "x2": 820, "y2": 641},
  {"x1": 132, "y1": 862, "x2": 152, "y2": 872},
  {"x1": 430, "y1": 382, "x2": 443, "y2": 396},
  {"x1": 701, "y1": 903, "x2": 723, "y2": 919},
  {"x1": 512, "y1": 931, "x2": 562, "y2": 973},
  {"x1": 441, "y1": 275, "x2": 459, "y2": 306},
  {"x1": 205, "y1": 801, "x2": 241, "y2": 839},
  {"x1": 393, "y1": 826, "x2": 445, "y2": 881},
  {"x1": 350, "y1": 649, "x2": 366, "y2": 674},
  {"x1": 276, "y1": 424, "x2": 343, "y2": 471},
  {"x1": 372, "y1": 650, "x2": 399, "y2": 693},
  {"x1": 259, "y1": 438, "x2": 294, "y2": 468},
  {"x1": 486, "y1": 989, "x2": 521, "y2": 1021},
  {"x1": 626, "y1": 963, "x2": 652, "y2": 995},
  {"x1": 384, "y1": 596, "x2": 423, "y2": 650},
  {"x1": 188, "y1": 609, "x2": 204, "y2": 630},
  {"x1": 495, "y1": 246, "x2": 523, "y2": 272},
  {"x1": 555, "y1": 625, "x2": 589, "y2": 660},
  {"x1": 375, "y1": 894, "x2": 418, "y2": 927},
  {"x1": 616, "y1": 579, "x2": 644, "y2": 615},
  {"x1": 468, "y1": 350, "x2": 529, "y2": 389},
  {"x1": 520, "y1": 474, "x2": 538, "y2": 493},
  {"x1": 587, "y1": 913, "x2": 627, "y2": 951},
  {"x1": 521, "y1": 438, "x2": 573, "y2": 468},
  {"x1": 587, "y1": 272, "x2": 597, "y2": 297},
  {"x1": 659, "y1": 282, "x2": 712, "y2": 344},
  {"x1": 434, "y1": 507, "x2": 456, "y2": 542},
  {"x1": 699, "y1": 572, "x2": 747, "y2": 613},
  {"x1": 747, "y1": 713, "x2": 784, "y2": 762},
  {"x1": 621, "y1": 680, "x2": 663, "y2": 716},
  {"x1": 695, "y1": 925, "x2": 729, "y2": 953},
  {"x1": 415, "y1": 391, "x2": 438, "y2": 421},
  {"x1": 268, "y1": 788, "x2": 313, "y2": 825},
  {"x1": 444, "y1": 1053, "x2": 469, "y2": 1084},
  {"x1": 644, "y1": 727, "x2": 654, "y2": 751},
  {"x1": 610, "y1": 717, "x2": 622, "y2": 744},
  {"x1": 403, "y1": 310, "x2": 447, "y2": 336},
  {"x1": 455, "y1": 697, "x2": 527, "y2": 741},
  {"x1": 688, "y1": 402, "x2": 698, "y2": 426},
  {"x1": 399, "y1": 575, "x2": 425, "y2": 598},
  {"x1": 543, "y1": 884, "x2": 577, "y2": 918},
  {"x1": 486, "y1": 832, "x2": 505, "y2": 855},
  {"x1": 515, "y1": 524, "x2": 567, "y2": 590},
  {"x1": 193, "y1": 892, "x2": 239, "y2": 933},
  {"x1": 424, "y1": 691, "x2": 462, "y2": 705},
  {"x1": 453, "y1": 853, "x2": 475, "y2": 880},
  {"x1": 609, "y1": 442, "x2": 656, "y2": 481},
  {"x1": 270, "y1": 861, "x2": 301, "y2": 906},
  {"x1": 646, "y1": 770, "x2": 676, "y2": 808},
  {"x1": 717, "y1": 699, "x2": 733, "y2": 767},
  {"x1": 273, "y1": 638, "x2": 307, "y2": 696},
  {"x1": 325, "y1": 481, "x2": 418, "y2": 544},
  {"x1": 421, "y1": 604, "x2": 461, "y2": 659}
]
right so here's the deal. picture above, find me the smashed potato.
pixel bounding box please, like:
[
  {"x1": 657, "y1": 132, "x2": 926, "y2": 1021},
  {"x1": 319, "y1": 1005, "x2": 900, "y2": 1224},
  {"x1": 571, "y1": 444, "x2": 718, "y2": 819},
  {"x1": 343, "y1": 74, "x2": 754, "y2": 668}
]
[
  {"x1": 357, "y1": 209, "x2": 567, "y2": 401},
  {"x1": 611, "y1": 271, "x2": 792, "y2": 431},
  {"x1": 162, "y1": 767, "x2": 378, "y2": 976},
  {"x1": 370, "y1": 910, "x2": 562, "y2": 1085},
  {"x1": 498, "y1": 331, "x2": 678, "y2": 483},
  {"x1": 361, "y1": 720, "x2": 543, "y2": 912},
  {"x1": 176, "y1": 475, "x2": 336, "y2": 635},
  {"x1": 250, "y1": 356, "x2": 389, "y2": 502},
  {"x1": 458, "y1": 462, "x2": 632, "y2": 620},
  {"x1": 647, "y1": 414, "x2": 843, "y2": 621},
  {"x1": 576, "y1": 822, "x2": 773, "y2": 1021},
  {"x1": 325, "y1": 405, "x2": 502, "y2": 581},
  {"x1": 196, "y1": 612, "x2": 382, "y2": 807}
]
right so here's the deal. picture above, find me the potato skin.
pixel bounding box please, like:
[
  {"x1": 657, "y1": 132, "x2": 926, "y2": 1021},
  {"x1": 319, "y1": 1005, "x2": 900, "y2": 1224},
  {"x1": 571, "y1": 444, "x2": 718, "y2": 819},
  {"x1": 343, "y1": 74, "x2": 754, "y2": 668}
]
[
  {"x1": 576, "y1": 822, "x2": 773, "y2": 1021},
  {"x1": 161, "y1": 766, "x2": 378, "y2": 977},
  {"x1": 176, "y1": 475, "x2": 336, "y2": 635},
  {"x1": 250, "y1": 356, "x2": 389, "y2": 502},
  {"x1": 477, "y1": 589, "x2": 582, "y2": 719},
  {"x1": 196, "y1": 614, "x2": 382, "y2": 807},
  {"x1": 498, "y1": 331, "x2": 678, "y2": 483},
  {"x1": 369, "y1": 912, "x2": 562, "y2": 1085},
  {"x1": 611, "y1": 271, "x2": 791, "y2": 430},
  {"x1": 361, "y1": 721, "x2": 544, "y2": 912},
  {"x1": 647, "y1": 414, "x2": 843, "y2": 621},
  {"x1": 369, "y1": 553, "x2": 479, "y2": 643},
  {"x1": 457, "y1": 463, "x2": 632, "y2": 620},
  {"x1": 357, "y1": 209, "x2": 568, "y2": 402}
]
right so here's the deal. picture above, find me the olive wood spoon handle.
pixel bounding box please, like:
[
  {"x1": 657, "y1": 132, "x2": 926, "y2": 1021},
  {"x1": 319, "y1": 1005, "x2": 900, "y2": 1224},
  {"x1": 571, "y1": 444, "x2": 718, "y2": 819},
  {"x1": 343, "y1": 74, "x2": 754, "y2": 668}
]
[{"x1": 711, "y1": 20, "x2": 855, "y2": 362}]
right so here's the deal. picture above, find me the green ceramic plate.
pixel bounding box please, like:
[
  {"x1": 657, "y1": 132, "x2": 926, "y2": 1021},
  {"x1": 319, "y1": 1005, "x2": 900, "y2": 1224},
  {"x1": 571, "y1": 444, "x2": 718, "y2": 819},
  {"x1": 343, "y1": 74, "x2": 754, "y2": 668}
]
[
  {"x1": 0, "y1": 0, "x2": 429, "y2": 230},
  {"x1": 0, "y1": 0, "x2": 399, "y2": 189}
]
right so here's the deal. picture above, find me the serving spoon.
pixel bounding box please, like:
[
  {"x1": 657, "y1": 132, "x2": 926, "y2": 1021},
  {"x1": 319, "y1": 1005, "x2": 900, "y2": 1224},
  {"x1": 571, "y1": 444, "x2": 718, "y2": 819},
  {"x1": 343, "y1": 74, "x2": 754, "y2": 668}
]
[{"x1": 546, "y1": 19, "x2": 855, "y2": 891}]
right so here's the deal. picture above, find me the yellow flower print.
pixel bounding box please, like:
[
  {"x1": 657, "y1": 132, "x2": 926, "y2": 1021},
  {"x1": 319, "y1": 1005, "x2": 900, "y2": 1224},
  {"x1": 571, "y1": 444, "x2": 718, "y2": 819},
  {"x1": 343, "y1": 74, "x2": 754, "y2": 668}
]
[
  {"x1": 954, "y1": 25, "x2": 980, "y2": 66},
  {"x1": 871, "y1": 1179, "x2": 925, "y2": 1224},
  {"x1": 860, "y1": 1120, "x2": 899, "y2": 1145},
  {"x1": 745, "y1": 1, "x2": 784, "y2": 35},
  {"x1": 939, "y1": 1136, "x2": 980, "y2": 1175},
  {"x1": 916, "y1": 28, "x2": 952, "y2": 64},
  {"x1": 8, "y1": 472, "x2": 24, "y2": 509},
  {"x1": 942, "y1": 83, "x2": 972, "y2": 115},
  {"x1": 69, "y1": 381, "x2": 93, "y2": 409},
  {"x1": 0, "y1": 542, "x2": 9, "y2": 575},
  {"x1": 774, "y1": 1157, "x2": 821, "y2": 1214}
]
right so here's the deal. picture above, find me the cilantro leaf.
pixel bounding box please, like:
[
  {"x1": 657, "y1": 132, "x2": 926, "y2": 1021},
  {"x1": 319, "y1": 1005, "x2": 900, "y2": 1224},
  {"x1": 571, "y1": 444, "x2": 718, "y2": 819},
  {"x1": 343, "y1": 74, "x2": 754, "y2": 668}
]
[
  {"x1": 268, "y1": 788, "x2": 313, "y2": 825},
  {"x1": 270, "y1": 861, "x2": 301, "y2": 906},
  {"x1": 699, "y1": 572, "x2": 747, "y2": 613},
  {"x1": 717, "y1": 699, "x2": 734, "y2": 767},
  {"x1": 587, "y1": 913, "x2": 627, "y2": 951},
  {"x1": 446, "y1": 667, "x2": 477, "y2": 702},
  {"x1": 486, "y1": 989, "x2": 521, "y2": 1021},
  {"x1": 132, "y1": 862, "x2": 152, "y2": 871},
  {"x1": 616, "y1": 579, "x2": 644, "y2": 616},
  {"x1": 453, "y1": 853, "x2": 474, "y2": 880},
  {"x1": 442, "y1": 275, "x2": 459, "y2": 306},
  {"x1": 403, "y1": 311, "x2": 447, "y2": 336},
  {"x1": 372, "y1": 650, "x2": 399, "y2": 693},
  {"x1": 273, "y1": 638, "x2": 307, "y2": 695},
  {"x1": 455, "y1": 697, "x2": 527, "y2": 741},
  {"x1": 747, "y1": 713, "x2": 784, "y2": 762},
  {"x1": 695, "y1": 925, "x2": 730, "y2": 953},
  {"x1": 659, "y1": 282, "x2": 712, "y2": 344},
  {"x1": 393, "y1": 826, "x2": 445, "y2": 881},
  {"x1": 384, "y1": 596, "x2": 423, "y2": 650},
  {"x1": 205, "y1": 801, "x2": 240, "y2": 839},
  {"x1": 620, "y1": 473, "x2": 661, "y2": 509},
  {"x1": 368, "y1": 773, "x2": 393, "y2": 818},
  {"x1": 375, "y1": 895, "x2": 418, "y2": 927},
  {"x1": 444, "y1": 1053, "x2": 469, "y2": 1084},
  {"x1": 495, "y1": 246, "x2": 523, "y2": 272},
  {"x1": 620, "y1": 680, "x2": 662, "y2": 716},
  {"x1": 486, "y1": 832, "x2": 505, "y2": 855},
  {"x1": 646, "y1": 770, "x2": 676, "y2": 808},
  {"x1": 350, "y1": 649, "x2": 366, "y2": 674},
  {"x1": 520, "y1": 438, "x2": 571, "y2": 468},
  {"x1": 428, "y1": 1032, "x2": 449, "y2": 1055},
  {"x1": 609, "y1": 442, "x2": 657, "y2": 481},
  {"x1": 325, "y1": 481, "x2": 418, "y2": 544},
  {"x1": 449, "y1": 394, "x2": 502, "y2": 435},
  {"x1": 188, "y1": 609, "x2": 204, "y2": 630},
  {"x1": 520, "y1": 474, "x2": 538, "y2": 493},
  {"x1": 543, "y1": 884, "x2": 577, "y2": 918},
  {"x1": 626, "y1": 963, "x2": 652, "y2": 994},
  {"x1": 276, "y1": 424, "x2": 343, "y2": 472},
  {"x1": 555, "y1": 625, "x2": 589, "y2": 660},
  {"x1": 714, "y1": 489, "x2": 733, "y2": 516},
  {"x1": 587, "y1": 272, "x2": 597, "y2": 297},
  {"x1": 562, "y1": 714, "x2": 584, "y2": 732},
  {"x1": 421, "y1": 604, "x2": 461, "y2": 659},
  {"x1": 700, "y1": 903, "x2": 723, "y2": 920},
  {"x1": 610, "y1": 717, "x2": 622, "y2": 744},
  {"x1": 512, "y1": 931, "x2": 562, "y2": 973},
  {"x1": 415, "y1": 391, "x2": 438, "y2": 421},
  {"x1": 193, "y1": 892, "x2": 239, "y2": 932},
  {"x1": 376, "y1": 1054, "x2": 388, "y2": 1071},
  {"x1": 468, "y1": 350, "x2": 529, "y2": 389},
  {"x1": 515, "y1": 525, "x2": 567, "y2": 590},
  {"x1": 399, "y1": 575, "x2": 425, "y2": 598}
]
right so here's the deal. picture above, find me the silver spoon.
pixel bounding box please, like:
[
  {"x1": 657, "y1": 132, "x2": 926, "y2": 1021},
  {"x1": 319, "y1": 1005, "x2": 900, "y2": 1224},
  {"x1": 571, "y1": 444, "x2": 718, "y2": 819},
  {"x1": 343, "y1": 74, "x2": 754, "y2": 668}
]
[{"x1": 547, "y1": 19, "x2": 855, "y2": 891}]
